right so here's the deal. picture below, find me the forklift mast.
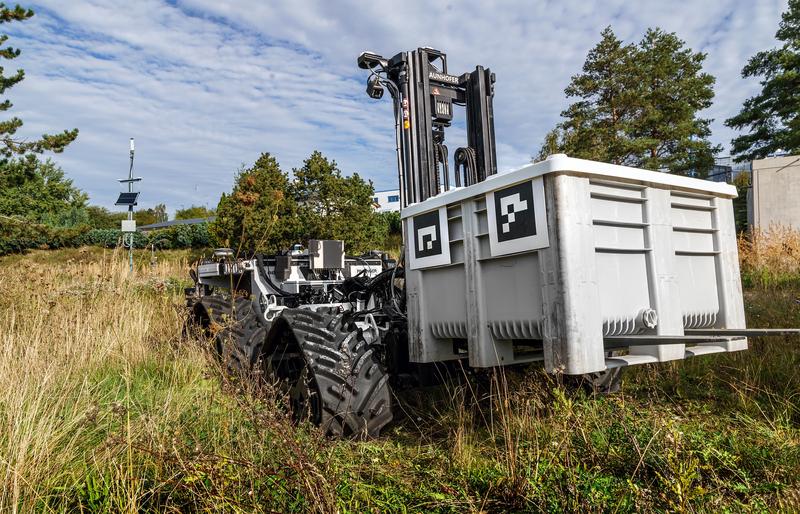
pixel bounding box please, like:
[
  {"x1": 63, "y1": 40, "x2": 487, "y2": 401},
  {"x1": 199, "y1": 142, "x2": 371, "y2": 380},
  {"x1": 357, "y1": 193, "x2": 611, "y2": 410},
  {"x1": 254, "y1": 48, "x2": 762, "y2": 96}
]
[{"x1": 358, "y1": 48, "x2": 497, "y2": 207}]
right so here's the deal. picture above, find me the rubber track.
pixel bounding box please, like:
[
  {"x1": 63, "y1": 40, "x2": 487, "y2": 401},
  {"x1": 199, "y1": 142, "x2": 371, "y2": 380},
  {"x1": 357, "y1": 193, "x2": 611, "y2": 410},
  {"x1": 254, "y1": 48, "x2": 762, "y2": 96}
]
[
  {"x1": 200, "y1": 295, "x2": 266, "y2": 372},
  {"x1": 196, "y1": 296, "x2": 392, "y2": 437},
  {"x1": 281, "y1": 308, "x2": 393, "y2": 438}
]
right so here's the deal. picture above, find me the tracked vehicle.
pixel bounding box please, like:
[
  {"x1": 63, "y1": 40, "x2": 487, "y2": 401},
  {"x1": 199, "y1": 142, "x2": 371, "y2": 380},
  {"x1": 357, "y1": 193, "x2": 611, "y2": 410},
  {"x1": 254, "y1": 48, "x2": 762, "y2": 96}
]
[{"x1": 186, "y1": 48, "x2": 796, "y2": 437}]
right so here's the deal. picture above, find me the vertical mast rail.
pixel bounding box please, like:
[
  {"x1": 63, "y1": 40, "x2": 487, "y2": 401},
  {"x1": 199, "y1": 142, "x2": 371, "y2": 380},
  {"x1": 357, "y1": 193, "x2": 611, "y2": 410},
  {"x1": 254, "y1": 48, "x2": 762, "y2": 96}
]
[{"x1": 358, "y1": 47, "x2": 498, "y2": 207}]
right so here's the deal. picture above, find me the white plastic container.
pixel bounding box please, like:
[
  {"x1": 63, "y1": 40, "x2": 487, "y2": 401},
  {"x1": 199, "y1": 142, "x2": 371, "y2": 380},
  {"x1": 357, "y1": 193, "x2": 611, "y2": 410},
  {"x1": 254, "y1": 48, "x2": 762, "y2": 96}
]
[{"x1": 401, "y1": 154, "x2": 746, "y2": 374}]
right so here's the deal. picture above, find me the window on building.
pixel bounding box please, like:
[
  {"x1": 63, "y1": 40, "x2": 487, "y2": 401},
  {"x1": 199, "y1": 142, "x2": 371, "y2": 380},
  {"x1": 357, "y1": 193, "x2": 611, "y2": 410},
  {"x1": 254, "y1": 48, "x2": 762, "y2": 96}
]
[
  {"x1": 388, "y1": 195, "x2": 400, "y2": 203},
  {"x1": 372, "y1": 197, "x2": 378, "y2": 204}
]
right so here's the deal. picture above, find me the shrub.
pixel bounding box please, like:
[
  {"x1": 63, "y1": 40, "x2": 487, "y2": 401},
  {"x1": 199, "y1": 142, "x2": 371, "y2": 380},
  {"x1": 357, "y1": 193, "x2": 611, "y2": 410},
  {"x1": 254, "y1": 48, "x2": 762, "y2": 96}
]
[
  {"x1": 0, "y1": 216, "x2": 89, "y2": 255},
  {"x1": 0, "y1": 219, "x2": 213, "y2": 256},
  {"x1": 77, "y1": 229, "x2": 136, "y2": 248}
]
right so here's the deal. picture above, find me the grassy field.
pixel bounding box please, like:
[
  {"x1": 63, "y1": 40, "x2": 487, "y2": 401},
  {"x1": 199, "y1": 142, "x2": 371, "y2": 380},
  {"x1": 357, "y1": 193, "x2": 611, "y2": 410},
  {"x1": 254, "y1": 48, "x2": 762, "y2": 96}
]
[{"x1": 1, "y1": 243, "x2": 799, "y2": 512}]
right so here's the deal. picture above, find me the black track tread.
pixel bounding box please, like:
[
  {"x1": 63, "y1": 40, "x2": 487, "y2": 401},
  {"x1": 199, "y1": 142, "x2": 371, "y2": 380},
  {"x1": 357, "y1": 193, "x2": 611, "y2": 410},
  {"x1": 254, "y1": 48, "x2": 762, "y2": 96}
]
[
  {"x1": 192, "y1": 298, "x2": 393, "y2": 437},
  {"x1": 280, "y1": 308, "x2": 393, "y2": 438},
  {"x1": 199, "y1": 295, "x2": 266, "y2": 372}
]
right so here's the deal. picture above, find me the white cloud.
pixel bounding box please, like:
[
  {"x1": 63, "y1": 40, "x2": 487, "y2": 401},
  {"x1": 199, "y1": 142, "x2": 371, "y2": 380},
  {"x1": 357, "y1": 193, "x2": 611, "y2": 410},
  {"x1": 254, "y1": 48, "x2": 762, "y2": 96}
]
[{"x1": 3, "y1": 0, "x2": 789, "y2": 212}]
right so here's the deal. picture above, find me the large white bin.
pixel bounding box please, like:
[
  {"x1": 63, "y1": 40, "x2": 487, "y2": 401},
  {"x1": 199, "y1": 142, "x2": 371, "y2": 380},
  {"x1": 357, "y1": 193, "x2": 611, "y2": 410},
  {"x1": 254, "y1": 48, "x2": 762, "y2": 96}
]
[{"x1": 401, "y1": 154, "x2": 747, "y2": 374}]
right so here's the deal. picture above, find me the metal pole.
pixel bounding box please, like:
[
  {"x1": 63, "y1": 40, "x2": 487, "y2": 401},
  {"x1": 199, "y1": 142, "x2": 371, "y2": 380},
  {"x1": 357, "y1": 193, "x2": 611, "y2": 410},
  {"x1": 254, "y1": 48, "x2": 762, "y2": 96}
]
[{"x1": 128, "y1": 138, "x2": 135, "y2": 273}]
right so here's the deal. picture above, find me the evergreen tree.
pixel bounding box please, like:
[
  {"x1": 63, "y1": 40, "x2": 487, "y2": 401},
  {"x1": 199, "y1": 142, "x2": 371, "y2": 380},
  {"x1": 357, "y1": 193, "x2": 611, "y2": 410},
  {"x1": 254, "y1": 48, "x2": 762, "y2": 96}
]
[
  {"x1": 634, "y1": 29, "x2": 717, "y2": 173},
  {"x1": 725, "y1": 0, "x2": 800, "y2": 161},
  {"x1": 210, "y1": 153, "x2": 299, "y2": 254},
  {"x1": 538, "y1": 28, "x2": 640, "y2": 164},
  {"x1": 0, "y1": 4, "x2": 77, "y2": 160},
  {"x1": 539, "y1": 27, "x2": 719, "y2": 176},
  {"x1": 291, "y1": 151, "x2": 386, "y2": 254}
]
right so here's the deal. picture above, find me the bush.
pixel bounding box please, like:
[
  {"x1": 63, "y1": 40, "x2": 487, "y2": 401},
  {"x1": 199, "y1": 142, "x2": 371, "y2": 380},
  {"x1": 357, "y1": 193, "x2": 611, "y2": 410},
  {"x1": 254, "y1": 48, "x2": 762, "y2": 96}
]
[
  {"x1": 0, "y1": 219, "x2": 212, "y2": 256},
  {"x1": 77, "y1": 224, "x2": 211, "y2": 251},
  {"x1": 0, "y1": 217, "x2": 89, "y2": 255},
  {"x1": 77, "y1": 228, "x2": 136, "y2": 248},
  {"x1": 148, "y1": 223, "x2": 210, "y2": 249}
]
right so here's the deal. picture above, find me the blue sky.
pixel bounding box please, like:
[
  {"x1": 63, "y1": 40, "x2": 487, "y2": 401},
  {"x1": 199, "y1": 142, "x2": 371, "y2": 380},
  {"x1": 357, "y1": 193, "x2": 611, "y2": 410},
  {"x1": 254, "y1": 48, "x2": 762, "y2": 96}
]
[{"x1": 5, "y1": 0, "x2": 789, "y2": 214}]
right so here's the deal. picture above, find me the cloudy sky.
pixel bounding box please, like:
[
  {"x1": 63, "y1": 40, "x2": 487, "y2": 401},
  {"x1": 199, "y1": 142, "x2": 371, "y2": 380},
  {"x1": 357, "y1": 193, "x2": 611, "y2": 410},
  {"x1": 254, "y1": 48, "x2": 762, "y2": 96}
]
[{"x1": 5, "y1": 0, "x2": 789, "y2": 213}]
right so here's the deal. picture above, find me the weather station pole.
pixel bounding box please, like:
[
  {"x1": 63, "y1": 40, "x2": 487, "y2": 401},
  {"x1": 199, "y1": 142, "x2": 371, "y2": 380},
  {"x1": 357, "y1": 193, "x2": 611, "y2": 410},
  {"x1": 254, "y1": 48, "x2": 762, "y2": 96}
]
[
  {"x1": 127, "y1": 138, "x2": 134, "y2": 273},
  {"x1": 116, "y1": 138, "x2": 142, "y2": 274}
]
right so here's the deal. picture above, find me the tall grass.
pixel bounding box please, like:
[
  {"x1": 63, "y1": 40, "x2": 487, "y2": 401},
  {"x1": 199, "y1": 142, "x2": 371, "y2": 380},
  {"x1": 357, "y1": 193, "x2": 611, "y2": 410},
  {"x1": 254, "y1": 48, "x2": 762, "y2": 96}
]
[
  {"x1": 1, "y1": 245, "x2": 798, "y2": 512},
  {"x1": 739, "y1": 225, "x2": 800, "y2": 287},
  {"x1": 0, "y1": 247, "x2": 336, "y2": 512}
]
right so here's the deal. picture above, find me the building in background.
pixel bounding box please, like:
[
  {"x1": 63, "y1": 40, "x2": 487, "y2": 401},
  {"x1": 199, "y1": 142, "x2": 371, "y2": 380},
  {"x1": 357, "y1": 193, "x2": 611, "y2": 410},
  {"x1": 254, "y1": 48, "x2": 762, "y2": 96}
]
[
  {"x1": 749, "y1": 154, "x2": 800, "y2": 231},
  {"x1": 713, "y1": 156, "x2": 751, "y2": 182},
  {"x1": 139, "y1": 216, "x2": 216, "y2": 232},
  {"x1": 372, "y1": 189, "x2": 401, "y2": 212},
  {"x1": 707, "y1": 158, "x2": 733, "y2": 183}
]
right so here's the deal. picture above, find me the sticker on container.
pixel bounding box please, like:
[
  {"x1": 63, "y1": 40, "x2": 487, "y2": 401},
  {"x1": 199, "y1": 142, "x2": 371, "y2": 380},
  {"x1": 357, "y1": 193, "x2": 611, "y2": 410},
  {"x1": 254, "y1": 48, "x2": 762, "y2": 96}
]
[
  {"x1": 409, "y1": 206, "x2": 450, "y2": 269},
  {"x1": 486, "y1": 177, "x2": 549, "y2": 257}
]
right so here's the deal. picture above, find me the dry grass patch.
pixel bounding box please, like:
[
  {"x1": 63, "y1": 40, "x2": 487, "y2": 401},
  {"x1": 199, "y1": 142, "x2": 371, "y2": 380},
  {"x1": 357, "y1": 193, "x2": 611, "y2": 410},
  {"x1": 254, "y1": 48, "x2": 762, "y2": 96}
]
[
  {"x1": 0, "y1": 246, "x2": 798, "y2": 512},
  {"x1": 739, "y1": 225, "x2": 800, "y2": 287}
]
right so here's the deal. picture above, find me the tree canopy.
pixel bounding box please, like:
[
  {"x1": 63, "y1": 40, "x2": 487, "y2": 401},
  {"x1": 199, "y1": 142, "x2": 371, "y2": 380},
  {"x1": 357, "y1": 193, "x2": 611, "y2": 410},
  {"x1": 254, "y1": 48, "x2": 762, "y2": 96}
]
[
  {"x1": 291, "y1": 151, "x2": 386, "y2": 254},
  {"x1": 211, "y1": 153, "x2": 300, "y2": 254},
  {"x1": 211, "y1": 151, "x2": 387, "y2": 255},
  {"x1": 133, "y1": 204, "x2": 167, "y2": 226},
  {"x1": 725, "y1": 0, "x2": 800, "y2": 161},
  {"x1": 0, "y1": 155, "x2": 87, "y2": 224},
  {"x1": 538, "y1": 27, "x2": 719, "y2": 176},
  {"x1": 84, "y1": 206, "x2": 127, "y2": 229},
  {"x1": 0, "y1": 4, "x2": 77, "y2": 160},
  {"x1": 175, "y1": 205, "x2": 215, "y2": 220}
]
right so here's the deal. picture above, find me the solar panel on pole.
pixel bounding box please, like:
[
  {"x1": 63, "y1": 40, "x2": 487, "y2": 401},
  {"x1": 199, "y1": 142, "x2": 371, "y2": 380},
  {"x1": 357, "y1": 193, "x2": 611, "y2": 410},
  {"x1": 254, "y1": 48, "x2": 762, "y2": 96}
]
[{"x1": 115, "y1": 191, "x2": 140, "y2": 206}]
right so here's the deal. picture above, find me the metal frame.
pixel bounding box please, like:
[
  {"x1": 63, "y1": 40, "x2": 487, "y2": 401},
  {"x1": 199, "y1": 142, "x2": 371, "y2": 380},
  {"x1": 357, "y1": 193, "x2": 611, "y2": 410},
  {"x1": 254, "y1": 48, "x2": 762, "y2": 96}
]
[{"x1": 359, "y1": 47, "x2": 497, "y2": 207}]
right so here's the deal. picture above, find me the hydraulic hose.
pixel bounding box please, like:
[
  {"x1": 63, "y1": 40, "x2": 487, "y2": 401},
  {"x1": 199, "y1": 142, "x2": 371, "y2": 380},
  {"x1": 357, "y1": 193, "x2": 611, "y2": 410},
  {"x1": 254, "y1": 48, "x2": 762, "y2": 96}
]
[
  {"x1": 454, "y1": 147, "x2": 478, "y2": 187},
  {"x1": 255, "y1": 253, "x2": 296, "y2": 297}
]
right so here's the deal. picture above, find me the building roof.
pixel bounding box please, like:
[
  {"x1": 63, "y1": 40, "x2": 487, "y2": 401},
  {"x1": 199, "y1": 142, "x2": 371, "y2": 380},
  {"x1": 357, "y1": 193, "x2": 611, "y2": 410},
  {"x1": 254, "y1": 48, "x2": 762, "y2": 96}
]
[{"x1": 139, "y1": 216, "x2": 216, "y2": 231}]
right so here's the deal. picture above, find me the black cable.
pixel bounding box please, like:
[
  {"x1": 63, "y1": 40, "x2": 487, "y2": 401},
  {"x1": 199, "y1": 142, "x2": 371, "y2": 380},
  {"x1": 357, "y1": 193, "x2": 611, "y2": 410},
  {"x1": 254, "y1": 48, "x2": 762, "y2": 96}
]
[
  {"x1": 468, "y1": 148, "x2": 478, "y2": 184},
  {"x1": 255, "y1": 253, "x2": 296, "y2": 297},
  {"x1": 346, "y1": 255, "x2": 375, "y2": 279},
  {"x1": 387, "y1": 262, "x2": 406, "y2": 320}
]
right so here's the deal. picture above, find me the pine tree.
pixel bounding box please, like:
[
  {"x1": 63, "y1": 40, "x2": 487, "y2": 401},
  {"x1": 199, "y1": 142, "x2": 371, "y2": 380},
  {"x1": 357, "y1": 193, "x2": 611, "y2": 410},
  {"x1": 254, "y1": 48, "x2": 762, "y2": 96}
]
[
  {"x1": 538, "y1": 28, "x2": 640, "y2": 165},
  {"x1": 211, "y1": 153, "x2": 299, "y2": 254},
  {"x1": 725, "y1": 0, "x2": 800, "y2": 161},
  {"x1": 0, "y1": 4, "x2": 77, "y2": 159},
  {"x1": 539, "y1": 27, "x2": 719, "y2": 175},
  {"x1": 634, "y1": 29, "x2": 717, "y2": 173},
  {"x1": 291, "y1": 151, "x2": 386, "y2": 254}
]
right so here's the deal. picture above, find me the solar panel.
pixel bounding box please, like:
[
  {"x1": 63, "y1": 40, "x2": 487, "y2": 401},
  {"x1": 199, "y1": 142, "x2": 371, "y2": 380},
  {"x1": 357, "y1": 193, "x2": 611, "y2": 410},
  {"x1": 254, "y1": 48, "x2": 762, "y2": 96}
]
[{"x1": 115, "y1": 192, "x2": 140, "y2": 206}]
